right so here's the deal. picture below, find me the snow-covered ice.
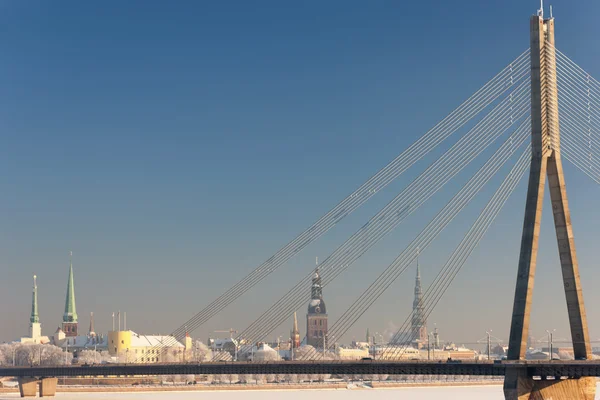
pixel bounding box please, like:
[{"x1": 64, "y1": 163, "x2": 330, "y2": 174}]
[{"x1": 1, "y1": 384, "x2": 600, "y2": 399}]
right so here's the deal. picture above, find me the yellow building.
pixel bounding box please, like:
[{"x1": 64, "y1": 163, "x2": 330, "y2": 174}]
[{"x1": 108, "y1": 330, "x2": 192, "y2": 363}]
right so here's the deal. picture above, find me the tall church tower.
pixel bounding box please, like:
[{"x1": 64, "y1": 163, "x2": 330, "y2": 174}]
[
  {"x1": 30, "y1": 275, "x2": 41, "y2": 340},
  {"x1": 411, "y1": 252, "x2": 427, "y2": 347},
  {"x1": 306, "y1": 261, "x2": 328, "y2": 348},
  {"x1": 62, "y1": 252, "x2": 78, "y2": 337}
]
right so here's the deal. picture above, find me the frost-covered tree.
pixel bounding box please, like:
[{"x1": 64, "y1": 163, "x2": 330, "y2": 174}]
[
  {"x1": 558, "y1": 350, "x2": 574, "y2": 360},
  {"x1": 0, "y1": 344, "x2": 71, "y2": 366},
  {"x1": 77, "y1": 350, "x2": 112, "y2": 364},
  {"x1": 294, "y1": 345, "x2": 334, "y2": 361},
  {"x1": 162, "y1": 348, "x2": 186, "y2": 363},
  {"x1": 192, "y1": 340, "x2": 212, "y2": 362}
]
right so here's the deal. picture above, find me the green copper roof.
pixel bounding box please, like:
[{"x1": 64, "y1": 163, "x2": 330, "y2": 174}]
[
  {"x1": 63, "y1": 255, "x2": 78, "y2": 323},
  {"x1": 30, "y1": 275, "x2": 39, "y2": 324}
]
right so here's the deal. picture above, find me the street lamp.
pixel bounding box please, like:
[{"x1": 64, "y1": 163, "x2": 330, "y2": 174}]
[
  {"x1": 546, "y1": 329, "x2": 556, "y2": 361},
  {"x1": 429, "y1": 332, "x2": 436, "y2": 360},
  {"x1": 485, "y1": 330, "x2": 492, "y2": 361},
  {"x1": 427, "y1": 334, "x2": 431, "y2": 360}
]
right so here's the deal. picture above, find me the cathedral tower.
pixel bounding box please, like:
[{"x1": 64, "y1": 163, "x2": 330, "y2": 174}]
[
  {"x1": 62, "y1": 252, "x2": 78, "y2": 337},
  {"x1": 306, "y1": 262, "x2": 328, "y2": 348}
]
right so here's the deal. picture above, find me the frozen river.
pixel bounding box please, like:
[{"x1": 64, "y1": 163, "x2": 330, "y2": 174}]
[{"x1": 1, "y1": 385, "x2": 599, "y2": 400}]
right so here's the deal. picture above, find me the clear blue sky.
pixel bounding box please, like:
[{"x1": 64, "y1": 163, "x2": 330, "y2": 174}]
[{"x1": 1, "y1": 0, "x2": 600, "y2": 347}]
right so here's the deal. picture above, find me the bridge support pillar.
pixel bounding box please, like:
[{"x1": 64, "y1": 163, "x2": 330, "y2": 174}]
[
  {"x1": 39, "y1": 377, "x2": 58, "y2": 397},
  {"x1": 17, "y1": 377, "x2": 38, "y2": 397},
  {"x1": 504, "y1": 368, "x2": 595, "y2": 400}
]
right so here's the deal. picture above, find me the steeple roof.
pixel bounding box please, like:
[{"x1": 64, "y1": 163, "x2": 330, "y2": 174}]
[
  {"x1": 63, "y1": 252, "x2": 78, "y2": 323},
  {"x1": 30, "y1": 275, "x2": 39, "y2": 324}
]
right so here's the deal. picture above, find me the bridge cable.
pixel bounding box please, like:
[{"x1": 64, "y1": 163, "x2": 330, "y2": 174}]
[
  {"x1": 297, "y1": 120, "x2": 530, "y2": 360},
  {"x1": 230, "y1": 85, "x2": 531, "y2": 355},
  {"x1": 228, "y1": 87, "x2": 531, "y2": 356},
  {"x1": 224, "y1": 84, "x2": 531, "y2": 357},
  {"x1": 382, "y1": 145, "x2": 530, "y2": 360},
  {"x1": 155, "y1": 50, "x2": 531, "y2": 350},
  {"x1": 554, "y1": 56, "x2": 600, "y2": 183}
]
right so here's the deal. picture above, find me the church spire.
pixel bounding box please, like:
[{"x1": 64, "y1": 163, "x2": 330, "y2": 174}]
[
  {"x1": 30, "y1": 275, "x2": 39, "y2": 324},
  {"x1": 411, "y1": 248, "x2": 427, "y2": 346},
  {"x1": 415, "y1": 249, "x2": 422, "y2": 297},
  {"x1": 63, "y1": 251, "x2": 78, "y2": 323}
]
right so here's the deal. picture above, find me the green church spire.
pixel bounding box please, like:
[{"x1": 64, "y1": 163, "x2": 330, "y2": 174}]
[
  {"x1": 63, "y1": 252, "x2": 78, "y2": 323},
  {"x1": 30, "y1": 275, "x2": 39, "y2": 324}
]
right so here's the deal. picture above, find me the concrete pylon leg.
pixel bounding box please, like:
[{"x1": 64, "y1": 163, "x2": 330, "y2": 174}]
[
  {"x1": 505, "y1": 369, "x2": 595, "y2": 400},
  {"x1": 17, "y1": 377, "x2": 38, "y2": 397},
  {"x1": 39, "y1": 377, "x2": 58, "y2": 397},
  {"x1": 504, "y1": 368, "x2": 533, "y2": 400},
  {"x1": 530, "y1": 377, "x2": 596, "y2": 400}
]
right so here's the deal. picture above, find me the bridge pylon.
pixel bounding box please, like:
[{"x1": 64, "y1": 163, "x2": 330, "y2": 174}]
[{"x1": 504, "y1": 12, "x2": 595, "y2": 400}]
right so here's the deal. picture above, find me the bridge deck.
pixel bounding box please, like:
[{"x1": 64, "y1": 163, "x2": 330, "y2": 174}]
[{"x1": 1, "y1": 361, "x2": 599, "y2": 378}]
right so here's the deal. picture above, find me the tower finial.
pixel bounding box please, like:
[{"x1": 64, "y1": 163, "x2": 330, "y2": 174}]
[
  {"x1": 538, "y1": 0, "x2": 544, "y2": 18},
  {"x1": 416, "y1": 247, "x2": 421, "y2": 279}
]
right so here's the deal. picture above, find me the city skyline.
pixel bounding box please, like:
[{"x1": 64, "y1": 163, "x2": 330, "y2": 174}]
[
  {"x1": 2, "y1": 0, "x2": 600, "y2": 347},
  {"x1": 5, "y1": 251, "x2": 592, "y2": 351}
]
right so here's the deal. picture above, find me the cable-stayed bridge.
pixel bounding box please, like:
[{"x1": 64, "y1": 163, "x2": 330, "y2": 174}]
[{"x1": 6, "y1": 9, "x2": 600, "y2": 400}]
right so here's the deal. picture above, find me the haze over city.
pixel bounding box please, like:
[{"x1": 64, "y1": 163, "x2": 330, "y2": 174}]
[{"x1": 2, "y1": 0, "x2": 600, "y2": 353}]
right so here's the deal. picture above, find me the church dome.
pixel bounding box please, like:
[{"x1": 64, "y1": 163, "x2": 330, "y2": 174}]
[{"x1": 308, "y1": 298, "x2": 327, "y2": 314}]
